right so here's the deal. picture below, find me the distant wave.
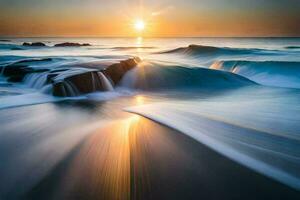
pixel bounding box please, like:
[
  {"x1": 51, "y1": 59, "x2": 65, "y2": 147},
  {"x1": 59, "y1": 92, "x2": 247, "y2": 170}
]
[
  {"x1": 159, "y1": 44, "x2": 264, "y2": 56},
  {"x1": 0, "y1": 56, "x2": 30, "y2": 65},
  {"x1": 120, "y1": 61, "x2": 256, "y2": 90},
  {"x1": 112, "y1": 46, "x2": 156, "y2": 50},
  {"x1": 0, "y1": 43, "x2": 24, "y2": 51},
  {"x1": 210, "y1": 60, "x2": 300, "y2": 88}
]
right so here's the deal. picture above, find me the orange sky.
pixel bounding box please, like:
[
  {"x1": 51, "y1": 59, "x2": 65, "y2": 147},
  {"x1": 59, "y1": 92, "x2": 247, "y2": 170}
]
[{"x1": 0, "y1": 0, "x2": 299, "y2": 37}]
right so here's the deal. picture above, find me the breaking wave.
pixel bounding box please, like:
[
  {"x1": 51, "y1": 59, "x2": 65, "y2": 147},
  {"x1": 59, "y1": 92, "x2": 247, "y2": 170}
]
[
  {"x1": 120, "y1": 62, "x2": 256, "y2": 90},
  {"x1": 210, "y1": 60, "x2": 300, "y2": 88},
  {"x1": 159, "y1": 44, "x2": 267, "y2": 56},
  {"x1": 125, "y1": 86, "x2": 300, "y2": 190}
]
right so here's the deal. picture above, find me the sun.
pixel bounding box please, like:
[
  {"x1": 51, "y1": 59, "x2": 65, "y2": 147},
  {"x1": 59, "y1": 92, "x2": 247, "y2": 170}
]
[{"x1": 134, "y1": 19, "x2": 145, "y2": 31}]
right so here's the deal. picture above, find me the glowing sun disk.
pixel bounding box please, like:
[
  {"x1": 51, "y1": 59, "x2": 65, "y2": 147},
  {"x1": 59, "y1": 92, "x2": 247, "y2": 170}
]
[{"x1": 134, "y1": 20, "x2": 145, "y2": 31}]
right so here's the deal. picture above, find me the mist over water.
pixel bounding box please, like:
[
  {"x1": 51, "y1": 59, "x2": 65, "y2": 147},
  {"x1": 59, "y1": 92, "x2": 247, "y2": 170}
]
[{"x1": 0, "y1": 37, "x2": 300, "y2": 199}]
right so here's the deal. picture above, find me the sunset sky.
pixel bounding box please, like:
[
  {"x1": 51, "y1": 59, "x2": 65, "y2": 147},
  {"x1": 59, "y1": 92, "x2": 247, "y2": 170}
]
[{"x1": 0, "y1": 0, "x2": 299, "y2": 37}]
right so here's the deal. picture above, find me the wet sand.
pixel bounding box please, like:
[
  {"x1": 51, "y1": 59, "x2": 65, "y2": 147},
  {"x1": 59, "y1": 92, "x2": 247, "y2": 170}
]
[{"x1": 23, "y1": 115, "x2": 299, "y2": 200}]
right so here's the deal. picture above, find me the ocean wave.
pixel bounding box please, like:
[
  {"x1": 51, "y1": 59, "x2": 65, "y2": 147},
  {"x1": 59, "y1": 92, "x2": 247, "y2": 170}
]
[
  {"x1": 210, "y1": 60, "x2": 300, "y2": 88},
  {"x1": 159, "y1": 44, "x2": 264, "y2": 56},
  {"x1": 125, "y1": 88, "x2": 300, "y2": 190},
  {"x1": 0, "y1": 43, "x2": 25, "y2": 51},
  {"x1": 120, "y1": 61, "x2": 256, "y2": 90},
  {"x1": 0, "y1": 90, "x2": 134, "y2": 110},
  {"x1": 0, "y1": 56, "x2": 30, "y2": 65}
]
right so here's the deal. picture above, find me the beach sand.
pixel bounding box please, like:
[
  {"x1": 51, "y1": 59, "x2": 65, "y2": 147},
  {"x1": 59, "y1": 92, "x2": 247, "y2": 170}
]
[{"x1": 23, "y1": 115, "x2": 299, "y2": 200}]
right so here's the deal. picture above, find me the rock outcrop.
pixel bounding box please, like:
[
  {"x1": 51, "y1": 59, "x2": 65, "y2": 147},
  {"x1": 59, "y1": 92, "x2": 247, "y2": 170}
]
[
  {"x1": 2, "y1": 65, "x2": 48, "y2": 82},
  {"x1": 0, "y1": 56, "x2": 141, "y2": 97},
  {"x1": 51, "y1": 57, "x2": 140, "y2": 97},
  {"x1": 51, "y1": 69, "x2": 113, "y2": 97},
  {"x1": 103, "y1": 57, "x2": 141, "y2": 85},
  {"x1": 0, "y1": 58, "x2": 52, "y2": 82},
  {"x1": 22, "y1": 42, "x2": 47, "y2": 47},
  {"x1": 54, "y1": 42, "x2": 91, "y2": 47}
]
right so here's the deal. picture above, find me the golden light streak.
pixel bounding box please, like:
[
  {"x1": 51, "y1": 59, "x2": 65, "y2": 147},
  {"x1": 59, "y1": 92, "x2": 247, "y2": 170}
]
[{"x1": 135, "y1": 95, "x2": 145, "y2": 105}]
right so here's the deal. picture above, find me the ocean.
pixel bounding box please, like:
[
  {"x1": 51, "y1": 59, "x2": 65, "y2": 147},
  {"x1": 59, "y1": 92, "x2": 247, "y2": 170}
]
[{"x1": 0, "y1": 37, "x2": 300, "y2": 199}]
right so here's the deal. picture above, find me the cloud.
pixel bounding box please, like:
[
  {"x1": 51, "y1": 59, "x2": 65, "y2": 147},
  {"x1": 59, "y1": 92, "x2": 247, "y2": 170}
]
[{"x1": 151, "y1": 6, "x2": 174, "y2": 17}]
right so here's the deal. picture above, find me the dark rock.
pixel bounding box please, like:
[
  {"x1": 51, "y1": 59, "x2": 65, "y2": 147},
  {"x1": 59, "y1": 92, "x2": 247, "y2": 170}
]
[
  {"x1": 1, "y1": 64, "x2": 31, "y2": 82},
  {"x1": 103, "y1": 57, "x2": 141, "y2": 85},
  {"x1": 47, "y1": 57, "x2": 140, "y2": 96},
  {"x1": 52, "y1": 70, "x2": 109, "y2": 97},
  {"x1": 22, "y1": 42, "x2": 30, "y2": 46},
  {"x1": 7, "y1": 75, "x2": 25, "y2": 82},
  {"x1": 46, "y1": 69, "x2": 73, "y2": 84},
  {"x1": 46, "y1": 73, "x2": 60, "y2": 84},
  {"x1": 2, "y1": 58, "x2": 52, "y2": 77},
  {"x1": 1, "y1": 59, "x2": 50, "y2": 82},
  {"x1": 52, "y1": 82, "x2": 68, "y2": 97},
  {"x1": 31, "y1": 68, "x2": 49, "y2": 73},
  {"x1": 22, "y1": 42, "x2": 46, "y2": 47},
  {"x1": 1, "y1": 56, "x2": 140, "y2": 96},
  {"x1": 2, "y1": 65, "x2": 31, "y2": 76},
  {"x1": 0, "y1": 39, "x2": 11, "y2": 42},
  {"x1": 54, "y1": 42, "x2": 91, "y2": 47},
  {"x1": 32, "y1": 42, "x2": 47, "y2": 46}
]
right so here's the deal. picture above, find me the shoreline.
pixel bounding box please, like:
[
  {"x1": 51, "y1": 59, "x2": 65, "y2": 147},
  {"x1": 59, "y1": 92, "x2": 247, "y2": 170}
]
[{"x1": 22, "y1": 115, "x2": 299, "y2": 200}]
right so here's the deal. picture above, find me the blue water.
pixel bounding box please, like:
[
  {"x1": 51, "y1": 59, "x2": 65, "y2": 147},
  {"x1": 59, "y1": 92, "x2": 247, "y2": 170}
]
[{"x1": 0, "y1": 38, "x2": 300, "y2": 198}]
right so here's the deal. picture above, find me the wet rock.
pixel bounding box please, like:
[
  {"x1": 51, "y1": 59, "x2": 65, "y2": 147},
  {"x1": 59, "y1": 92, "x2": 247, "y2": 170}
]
[
  {"x1": 2, "y1": 65, "x2": 32, "y2": 82},
  {"x1": 51, "y1": 69, "x2": 112, "y2": 97},
  {"x1": 2, "y1": 65, "x2": 31, "y2": 77},
  {"x1": 46, "y1": 73, "x2": 60, "y2": 84},
  {"x1": 103, "y1": 57, "x2": 141, "y2": 85},
  {"x1": 22, "y1": 42, "x2": 47, "y2": 47},
  {"x1": 0, "y1": 56, "x2": 140, "y2": 96},
  {"x1": 51, "y1": 57, "x2": 141, "y2": 97},
  {"x1": 54, "y1": 42, "x2": 91, "y2": 47},
  {"x1": 1, "y1": 59, "x2": 50, "y2": 82},
  {"x1": 7, "y1": 75, "x2": 25, "y2": 82},
  {"x1": 52, "y1": 82, "x2": 69, "y2": 97},
  {"x1": 45, "y1": 69, "x2": 71, "y2": 84}
]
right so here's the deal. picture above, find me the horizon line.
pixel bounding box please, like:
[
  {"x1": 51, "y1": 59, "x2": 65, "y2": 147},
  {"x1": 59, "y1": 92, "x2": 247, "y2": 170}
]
[{"x1": 1, "y1": 36, "x2": 300, "y2": 39}]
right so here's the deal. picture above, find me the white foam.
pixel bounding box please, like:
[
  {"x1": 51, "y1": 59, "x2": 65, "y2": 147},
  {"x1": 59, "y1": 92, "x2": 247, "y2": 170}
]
[
  {"x1": 125, "y1": 93, "x2": 300, "y2": 190},
  {"x1": 0, "y1": 93, "x2": 63, "y2": 109}
]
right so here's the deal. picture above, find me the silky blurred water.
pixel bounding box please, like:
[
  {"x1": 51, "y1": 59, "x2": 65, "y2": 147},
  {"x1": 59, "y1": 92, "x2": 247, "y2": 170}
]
[{"x1": 0, "y1": 38, "x2": 300, "y2": 199}]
